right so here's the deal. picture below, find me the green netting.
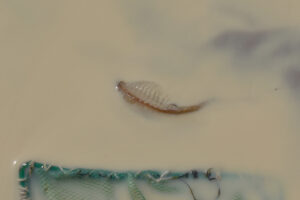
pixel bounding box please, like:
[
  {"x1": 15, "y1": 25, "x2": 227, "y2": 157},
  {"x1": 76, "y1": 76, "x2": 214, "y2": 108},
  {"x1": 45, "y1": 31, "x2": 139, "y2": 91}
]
[{"x1": 18, "y1": 161, "x2": 284, "y2": 200}]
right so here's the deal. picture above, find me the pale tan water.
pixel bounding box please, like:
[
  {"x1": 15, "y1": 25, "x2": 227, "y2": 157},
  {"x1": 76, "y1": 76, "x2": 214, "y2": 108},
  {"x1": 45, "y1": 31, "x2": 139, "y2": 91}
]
[{"x1": 0, "y1": 0, "x2": 299, "y2": 200}]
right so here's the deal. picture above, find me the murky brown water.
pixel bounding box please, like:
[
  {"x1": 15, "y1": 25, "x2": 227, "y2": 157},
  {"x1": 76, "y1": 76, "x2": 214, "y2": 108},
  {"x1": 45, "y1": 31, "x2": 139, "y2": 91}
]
[{"x1": 1, "y1": 1, "x2": 299, "y2": 199}]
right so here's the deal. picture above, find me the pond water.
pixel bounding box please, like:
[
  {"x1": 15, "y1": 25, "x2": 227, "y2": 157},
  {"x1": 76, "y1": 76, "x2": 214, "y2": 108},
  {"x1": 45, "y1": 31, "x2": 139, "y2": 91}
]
[{"x1": 0, "y1": 1, "x2": 299, "y2": 200}]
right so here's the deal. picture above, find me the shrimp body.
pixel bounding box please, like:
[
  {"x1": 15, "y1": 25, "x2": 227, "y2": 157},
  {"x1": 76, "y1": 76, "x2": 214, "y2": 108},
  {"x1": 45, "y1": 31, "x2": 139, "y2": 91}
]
[{"x1": 117, "y1": 80, "x2": 209, "y2": 114}]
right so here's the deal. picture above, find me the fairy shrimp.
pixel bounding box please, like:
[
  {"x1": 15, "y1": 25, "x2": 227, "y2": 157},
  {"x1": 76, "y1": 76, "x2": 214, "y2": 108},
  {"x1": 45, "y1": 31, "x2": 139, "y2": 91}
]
[{"x1": 116, "y1": 80, "x2": 210, "y2": 114}]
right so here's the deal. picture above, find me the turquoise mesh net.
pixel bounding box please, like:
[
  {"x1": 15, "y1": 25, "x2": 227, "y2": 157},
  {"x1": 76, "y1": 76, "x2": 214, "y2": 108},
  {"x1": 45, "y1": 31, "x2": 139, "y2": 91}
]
[{"x1": 19, "y1": 161, "x2": 284, "y2": 200}]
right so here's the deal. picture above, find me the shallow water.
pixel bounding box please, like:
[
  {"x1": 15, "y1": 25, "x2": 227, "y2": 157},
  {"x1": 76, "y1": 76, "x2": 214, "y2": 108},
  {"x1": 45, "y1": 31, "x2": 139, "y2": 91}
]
[{"x1": 0, "y1": 1, "x2": 300, "y2": 200}]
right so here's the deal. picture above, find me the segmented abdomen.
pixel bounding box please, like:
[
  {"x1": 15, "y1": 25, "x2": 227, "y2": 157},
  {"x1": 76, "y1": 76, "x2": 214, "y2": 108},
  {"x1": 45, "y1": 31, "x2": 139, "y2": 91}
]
[{"x1": 117, "y1": 80, "x2": 209, "y2": 114}]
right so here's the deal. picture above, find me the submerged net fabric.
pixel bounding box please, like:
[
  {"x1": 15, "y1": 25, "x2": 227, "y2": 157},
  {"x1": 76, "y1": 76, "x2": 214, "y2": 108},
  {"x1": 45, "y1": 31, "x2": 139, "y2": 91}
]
[
  {"x1": 35, "y1": 169, "x2": 114, "y2": 200},
  {"x1": 19, "y1": 161, "x2": 284, "y2": 200}
]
